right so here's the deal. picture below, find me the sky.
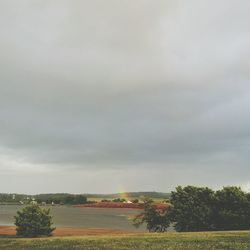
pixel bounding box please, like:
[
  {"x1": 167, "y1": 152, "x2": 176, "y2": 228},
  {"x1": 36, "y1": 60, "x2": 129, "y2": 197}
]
[{"x1": 0, "y1": 0, "x2": 250, "y2": 194}]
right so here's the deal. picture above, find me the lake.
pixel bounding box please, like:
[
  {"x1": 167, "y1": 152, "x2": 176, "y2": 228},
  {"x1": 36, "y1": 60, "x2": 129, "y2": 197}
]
[{"x1": 0, "y1": 205, "x2": 145, "y2": 231}]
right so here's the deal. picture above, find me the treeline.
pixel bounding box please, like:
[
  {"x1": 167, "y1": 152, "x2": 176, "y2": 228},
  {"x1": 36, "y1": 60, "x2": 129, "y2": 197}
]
[
  {"x1": 85, "y1": 192, "x2": 170, "y2": 199},
  {"x1": 0, "y1": 193, "x2": 88, "y2": 205},
  {"x1": 127, "y1": 192, "x2": 170, "y2": 199},
  {"x1": 134, "y1": 186, "x2": 250, "y2": 232},
  {"x1": 35, "y1": 194, "x2": 87, "y2": 205},
  {"x1": 0, "y1": 191, "x2": 170, "y2": 204},
  {"x1": 0, "y1": 194, "x2": 26, "y2": 203}
]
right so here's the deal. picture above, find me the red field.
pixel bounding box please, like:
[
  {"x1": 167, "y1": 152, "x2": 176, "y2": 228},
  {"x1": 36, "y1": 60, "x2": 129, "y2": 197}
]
[
  {"x1": 73, "y1": 202, "x2": 169, "y2": 210},
  {"x1": 0, "y1": 226, "x2": 137, "y2": 236}
]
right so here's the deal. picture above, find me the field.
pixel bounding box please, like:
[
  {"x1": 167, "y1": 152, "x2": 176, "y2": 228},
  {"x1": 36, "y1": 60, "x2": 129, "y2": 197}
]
[
  {"x1": 0, "y1": 231, "x2": 250, "y2": 250},
  {"x1": 74, "y1": 202, "x2": 169, "y2": 209}
]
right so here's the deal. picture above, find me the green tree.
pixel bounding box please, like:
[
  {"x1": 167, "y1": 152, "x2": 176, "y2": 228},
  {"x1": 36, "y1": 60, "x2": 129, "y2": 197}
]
[
  {"x1": 73, "y1": 195, "x2": 87, "y2": 204},
  {"x1": 14, "y1": 204, "x2": 55, "y2": 237},
  {"x1": 112, "y1": 198, "x2": 126, "y2": 202},
  {"x1": 132, "y1": 186, "x2": 250, "y2": 233},
  {"x1": 133, "y1": 198, "x2": 170, "y2": 232},
  {"x1": 63, "y1": 195, "x2": 75, "y2": 204},
  {"x1": 213, "y1": 186, "x2": 250, "y2": 230},
  {"x1": 169, "y1": 186, "x2": 215, "y2": 232}
]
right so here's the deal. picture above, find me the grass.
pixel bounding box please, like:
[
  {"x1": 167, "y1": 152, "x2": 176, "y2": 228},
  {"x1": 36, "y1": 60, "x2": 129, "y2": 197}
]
[{"x1": 0, "y1": 231, "x2": 250, "y2": 250}]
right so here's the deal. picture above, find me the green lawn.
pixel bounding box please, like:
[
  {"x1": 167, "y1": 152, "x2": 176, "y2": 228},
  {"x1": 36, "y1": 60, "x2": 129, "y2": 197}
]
[{"x1": 1, "y1": 231, "x2": 250, "y2": 250}]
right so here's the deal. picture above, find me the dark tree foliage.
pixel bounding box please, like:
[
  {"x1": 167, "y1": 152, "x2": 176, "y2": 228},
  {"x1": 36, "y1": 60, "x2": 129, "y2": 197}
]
[
  {"x1": 73, "y1": 195, "x2": 87, "y2": 204},
  {"x1": 133, "y1": 186, "x2": 250, "y2": 233},
  {"x1": 49, "y1": 194, "x2": 87, "y2": 205},
  {"x1": 133, "y1": 198, "x2": 170, "y2": 232},
  {"x1": 112, "y1": 198, "x2": 126, "y2": 202},
  {"x1": 34, "y1": 194, "x2": 87, "y2": 205},
  {"x1": 14, "y1": 205, "x2": 55, "y2": 237},
  {"x1": 213, "y1": 186, "x2": 250, "y2": 230},
  {"x1": 170, "y1": 186, "x2": 250, "y2": 232},
  {"x1": 169, "y1": 186, "x2": 215, "y2": 232}
]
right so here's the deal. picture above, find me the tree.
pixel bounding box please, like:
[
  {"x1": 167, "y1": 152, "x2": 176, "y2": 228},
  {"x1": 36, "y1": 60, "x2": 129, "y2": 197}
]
[
  {"x1": 14, "y1": 204, "x2": 55, "y2": 237},
  {"x1": 63, "y1": 195, "x2": 75, "y2": 204},
  {"x1": 213, "y1": 186, "x2": 250, "y2": 230},
  {"x1": 112, "y1": 198, "x2": 126, "y2": 202},
  {"x1": 132, "y1": 186, "x2": 250, "y2": 233},
  {"x1": 73, "y1": 195, "x2": 87, "y2": 204},
  {"x1": 133, "y1": 198, "x2": 170, "y2": 232},
  {"x1": 169, "y1": 186, "x2": 215, "y2": 232},
  {"x1": 169, "y1": 186, "x2": 250, "y2": 232}
]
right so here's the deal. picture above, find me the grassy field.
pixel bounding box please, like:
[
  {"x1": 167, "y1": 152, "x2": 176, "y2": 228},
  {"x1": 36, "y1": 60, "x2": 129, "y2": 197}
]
[{"x1": 0, "y1": 231, "x2": 250, "y2": 250}]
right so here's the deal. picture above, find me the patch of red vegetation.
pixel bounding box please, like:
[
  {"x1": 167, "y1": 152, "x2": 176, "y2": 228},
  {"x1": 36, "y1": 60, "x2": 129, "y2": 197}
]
[
  {"x1": 153, "y1": 203, "x2": 170, "y2": 210},
  {"x1": 0, "y1": 226, "x2": 15, "y2": 236},
  {"x1": 73, "y1": 202, "x2": 169, "y2": 210},
  {"x1": 0, "y1": 226, "x2": 137, "y2": 236},
  {"x1": 73, "y1": 202, "x2": 143, "y2": 209}
]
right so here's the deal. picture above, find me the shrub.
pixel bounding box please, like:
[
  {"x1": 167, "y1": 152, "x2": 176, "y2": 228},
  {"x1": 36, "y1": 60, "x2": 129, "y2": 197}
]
[{"x1": 14, "y1": 204, "x2": 55, "y2": 237}]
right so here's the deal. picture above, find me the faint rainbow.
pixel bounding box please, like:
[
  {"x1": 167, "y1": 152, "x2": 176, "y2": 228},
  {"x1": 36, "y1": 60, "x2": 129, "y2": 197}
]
[{"x1": 119, "y1": 188, "x2": 129, "y2": 201}]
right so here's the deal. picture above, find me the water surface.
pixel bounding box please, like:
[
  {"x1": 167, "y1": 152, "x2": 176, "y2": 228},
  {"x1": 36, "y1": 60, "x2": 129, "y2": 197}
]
[{"x1": 0, "y1": 205, "x2": 145, "y2": 231}]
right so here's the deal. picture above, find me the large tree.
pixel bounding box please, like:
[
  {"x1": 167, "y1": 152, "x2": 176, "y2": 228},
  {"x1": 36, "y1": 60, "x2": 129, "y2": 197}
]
[
  {"x1": 169, "y1": 186, "x2": 215, "y2": 232},
  {"x1": 14, "y1": 204, "x2": 55, "y2": 237},
  {"x1": 133, "y1": 186, "x2": 250, "y2": 232},
  {"x1": 213, "y1": 186, "x2": 250, "y2": 230}
]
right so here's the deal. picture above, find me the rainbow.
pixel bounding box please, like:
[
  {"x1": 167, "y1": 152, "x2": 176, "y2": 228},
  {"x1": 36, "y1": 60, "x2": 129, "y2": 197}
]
[{"x1": 119, "y1": 190, "x2": 129, "y2": 201}]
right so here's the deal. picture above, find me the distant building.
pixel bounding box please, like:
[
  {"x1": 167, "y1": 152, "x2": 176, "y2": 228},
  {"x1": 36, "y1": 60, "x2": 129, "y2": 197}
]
[{"x1": 125, "y1": 200, "x2": 133, "y2": 204}]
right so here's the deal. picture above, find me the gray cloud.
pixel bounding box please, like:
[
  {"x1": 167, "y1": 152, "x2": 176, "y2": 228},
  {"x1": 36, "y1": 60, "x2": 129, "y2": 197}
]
[{"x1": 0, "y1": 0, "x2": 250, "y2": 193}]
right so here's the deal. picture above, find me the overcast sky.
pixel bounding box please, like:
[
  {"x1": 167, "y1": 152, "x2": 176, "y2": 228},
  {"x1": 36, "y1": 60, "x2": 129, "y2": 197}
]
[{"x1": 0, "y1": 0, "x2": 250, "y2": 194}]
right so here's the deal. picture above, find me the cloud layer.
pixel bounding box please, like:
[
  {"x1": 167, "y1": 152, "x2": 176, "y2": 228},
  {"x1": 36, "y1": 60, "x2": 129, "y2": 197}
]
[{"x1": 0, "y1": 0, "x2": 250, "y2": 193}]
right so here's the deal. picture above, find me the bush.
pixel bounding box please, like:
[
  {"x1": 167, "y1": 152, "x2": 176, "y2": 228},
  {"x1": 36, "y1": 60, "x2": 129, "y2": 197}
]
[{"x1": 14, "y1": 204, "x2": 55, "y2": 237}]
